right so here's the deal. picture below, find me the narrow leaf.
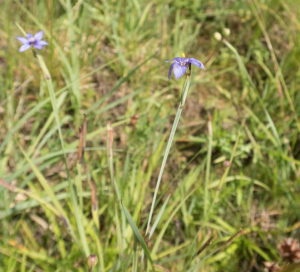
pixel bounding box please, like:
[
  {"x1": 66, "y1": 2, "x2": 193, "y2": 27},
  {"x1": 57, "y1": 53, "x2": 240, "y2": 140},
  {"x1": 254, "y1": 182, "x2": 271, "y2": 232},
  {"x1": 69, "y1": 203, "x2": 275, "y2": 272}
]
[
  {"x1": 122, "y1": 205, "x2": 154, "y2": 265},
  {"x1": 149, "y1": 195, "x2": 170, "y2": 239}
]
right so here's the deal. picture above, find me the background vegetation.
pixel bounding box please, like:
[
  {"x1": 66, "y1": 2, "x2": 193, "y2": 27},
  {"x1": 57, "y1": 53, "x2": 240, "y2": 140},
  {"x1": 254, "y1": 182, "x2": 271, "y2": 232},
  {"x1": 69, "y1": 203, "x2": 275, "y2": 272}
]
[{"x1": 1, "y1": 0, "x2": 300, "y2": 271}]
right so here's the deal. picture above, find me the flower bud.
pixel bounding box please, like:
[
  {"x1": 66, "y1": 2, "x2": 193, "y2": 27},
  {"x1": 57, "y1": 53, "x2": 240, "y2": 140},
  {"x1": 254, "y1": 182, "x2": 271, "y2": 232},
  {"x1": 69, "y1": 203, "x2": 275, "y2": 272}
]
[
  {"x1": 223, "y1": 28, "x2": 230, "y2": 36},
  {"x1": 87, "y1": 254, "x2": 98, "y2": 269},
  {"x1": 224, "y1": 160, "x2": 231, "y2": 167},
  {"x1": 130, "y1": 113, "x2": 139, "y2": 127},
  {"x1": 214, "y1": 32, "x2": 222, "y2": 41}
]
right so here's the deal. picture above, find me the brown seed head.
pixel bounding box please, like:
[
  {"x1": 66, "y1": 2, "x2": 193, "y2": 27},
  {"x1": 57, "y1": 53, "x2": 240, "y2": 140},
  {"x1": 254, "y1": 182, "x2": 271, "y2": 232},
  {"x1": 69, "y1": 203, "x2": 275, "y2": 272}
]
[{"x1": 278, "y1": 238, "x2": 300, "y2": 263}]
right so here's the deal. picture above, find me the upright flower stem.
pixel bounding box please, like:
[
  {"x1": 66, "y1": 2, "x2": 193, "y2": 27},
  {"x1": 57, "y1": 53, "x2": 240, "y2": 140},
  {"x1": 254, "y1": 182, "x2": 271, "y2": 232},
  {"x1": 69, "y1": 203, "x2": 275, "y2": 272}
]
[{"x1": 146, "y1": 68, "x2": 191, "y2": 236}]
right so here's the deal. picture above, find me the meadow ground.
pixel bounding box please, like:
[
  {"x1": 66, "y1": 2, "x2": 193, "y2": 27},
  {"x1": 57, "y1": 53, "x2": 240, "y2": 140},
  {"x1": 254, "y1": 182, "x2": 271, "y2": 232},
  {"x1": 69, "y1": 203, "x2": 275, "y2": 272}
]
[{"x1": 1, "y1": 0, "x2": 300, "y2": 271}]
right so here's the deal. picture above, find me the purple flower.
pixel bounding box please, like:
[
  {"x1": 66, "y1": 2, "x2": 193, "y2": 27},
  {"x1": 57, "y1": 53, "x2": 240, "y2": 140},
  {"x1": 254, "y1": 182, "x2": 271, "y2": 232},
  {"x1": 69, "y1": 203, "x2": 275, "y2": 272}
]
[
  {"x1": 16, "y1": 31, "x2": 48, "y2": 52},
  {"x1": 165, "y1": 57, "x2": 205, "y2": 80}
]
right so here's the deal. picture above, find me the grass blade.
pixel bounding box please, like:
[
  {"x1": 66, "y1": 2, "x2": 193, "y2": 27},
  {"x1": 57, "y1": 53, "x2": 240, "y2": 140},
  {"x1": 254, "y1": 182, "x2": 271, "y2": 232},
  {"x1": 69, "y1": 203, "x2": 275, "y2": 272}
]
[
  {"x1": 149, "y1": 195, "x2": 170, "y2": 239},
  {"x1": 122, "y1": 204, "x2": 154, "y2": 266}
]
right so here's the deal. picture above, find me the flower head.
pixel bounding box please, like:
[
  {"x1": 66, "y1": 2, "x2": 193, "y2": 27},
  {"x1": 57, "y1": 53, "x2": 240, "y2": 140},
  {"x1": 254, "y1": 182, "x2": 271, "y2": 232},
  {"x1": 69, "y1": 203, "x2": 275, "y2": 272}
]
[
  {"x1": 165, "y1": 57, "x2": 205, "y2": 80},
  {"x1": 16, "y1": 31, "x2": 48, "y2": 52}
]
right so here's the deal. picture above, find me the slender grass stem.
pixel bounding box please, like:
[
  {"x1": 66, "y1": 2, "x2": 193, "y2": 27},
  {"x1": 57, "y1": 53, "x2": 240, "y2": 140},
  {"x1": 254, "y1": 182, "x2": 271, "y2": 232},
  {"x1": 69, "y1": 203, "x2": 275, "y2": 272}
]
[
  {"x1": 132, "y1": 238, "x2": 138, "y2": 272},
  {"x1": 107, "y1": 124, "x2": 124, "y2": 255},
  {"x1": 146, "y1": 73, "x2": 191, "y2": 236},
  {"x1": 76, "y1": 162, "x2": 83, "y2": 211},
  {"x1": 204, "y1": 116, "x2": 213, "y2": 217}
]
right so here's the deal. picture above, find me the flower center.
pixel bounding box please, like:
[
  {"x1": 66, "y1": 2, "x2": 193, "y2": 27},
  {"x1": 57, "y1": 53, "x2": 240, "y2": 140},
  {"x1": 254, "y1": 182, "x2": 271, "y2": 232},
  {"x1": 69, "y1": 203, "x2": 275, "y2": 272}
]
[{"x1": 29, "y1": 37, "x2": 35, "y2": 46}]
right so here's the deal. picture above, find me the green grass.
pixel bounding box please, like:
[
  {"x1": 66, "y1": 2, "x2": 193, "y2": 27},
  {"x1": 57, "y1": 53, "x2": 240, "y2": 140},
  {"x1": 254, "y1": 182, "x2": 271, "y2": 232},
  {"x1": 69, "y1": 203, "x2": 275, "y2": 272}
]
[{"x1": 1, "y1": 0, "x2": 300, "y2": 271}]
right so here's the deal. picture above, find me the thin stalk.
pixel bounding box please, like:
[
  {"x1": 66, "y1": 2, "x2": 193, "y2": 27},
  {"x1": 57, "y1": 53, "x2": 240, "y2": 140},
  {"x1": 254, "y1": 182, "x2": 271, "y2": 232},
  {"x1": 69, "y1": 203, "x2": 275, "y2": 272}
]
[
  {"x1": 88, "y1": 227, "x2": 105, "y2": 272},
  {"x1": 88, "y1": 169, "x2": 100, "y2": 230},
  {"x1": 76, "y1": 162, "x2": 83, "y2": 211},
  {"x1": 146, "y1": 70, "x2": 191, "y2": 236},
  {"x1": 132, "y1": 238, "x2": 138, "y2": 272},
  {"x1": 66, "y1": 0, "x2": 81, "y2": 117},
  {"x1": 107, "y1": 124, "x2": 124, "y2": 256},
  {"x1": 204, "y1": 115, "x2": 213, "y2": 217},
  {"x1": 107, "y1": 124, "x2": 115, "y2": 189}
]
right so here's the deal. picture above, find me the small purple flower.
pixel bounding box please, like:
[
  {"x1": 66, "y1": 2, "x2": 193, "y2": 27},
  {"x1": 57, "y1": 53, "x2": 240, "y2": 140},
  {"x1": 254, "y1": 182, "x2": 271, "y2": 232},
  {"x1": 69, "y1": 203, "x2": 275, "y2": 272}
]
[
  {"x1": 16, "y1": 31, "x2": 48, "y2": 52},
  {"x1": 165, "y1": 57, "x2": 205, "y2": 80}
]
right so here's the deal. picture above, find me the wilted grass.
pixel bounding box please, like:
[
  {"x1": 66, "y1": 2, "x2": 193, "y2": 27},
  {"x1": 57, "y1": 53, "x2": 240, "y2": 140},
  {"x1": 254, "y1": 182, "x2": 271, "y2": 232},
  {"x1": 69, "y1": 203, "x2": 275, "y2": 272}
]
[{"x1": 1, "y1": 0, "x2": 300, "y2": 271}]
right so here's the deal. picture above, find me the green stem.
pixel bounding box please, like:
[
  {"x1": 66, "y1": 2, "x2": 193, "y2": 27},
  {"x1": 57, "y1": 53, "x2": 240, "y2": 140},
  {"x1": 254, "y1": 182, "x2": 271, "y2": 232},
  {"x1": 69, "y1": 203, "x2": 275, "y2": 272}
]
[
  {"x1": 204, "y1": 116, "x2": 213, "y2": 217},
  {"x1": 132, "y1": 238, "x2": 138, "y2": 272},
  {"x1": 146, "y1": 74, "x2": 191, "y2": 236},
  {"x1": 76, "y1": 162, "x2": 83, "y2": 211}
]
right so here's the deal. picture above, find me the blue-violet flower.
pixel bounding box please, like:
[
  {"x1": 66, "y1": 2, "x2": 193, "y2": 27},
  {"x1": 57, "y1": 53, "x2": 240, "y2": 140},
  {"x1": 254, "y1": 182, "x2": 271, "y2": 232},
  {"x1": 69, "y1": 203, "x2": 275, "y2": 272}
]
[
  {"x1": 166, "y1": 57, "x2": 205, "y2": 80},
  {"x1": 17, "y1": 31, "x2": 48, "y2": 52}
]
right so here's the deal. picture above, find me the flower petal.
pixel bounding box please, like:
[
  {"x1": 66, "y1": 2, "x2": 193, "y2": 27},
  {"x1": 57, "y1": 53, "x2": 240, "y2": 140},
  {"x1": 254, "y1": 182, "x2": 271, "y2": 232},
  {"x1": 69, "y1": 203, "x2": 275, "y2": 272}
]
[
  {"x1": 19, "y1": 44, "x2": 31, "y2": 52},
  {"x1": 168, "y1": 62, "x2": 178, "y2": 80},
  {"x1": 26, "y1": 33, "x2": 33, "y2": 38},
  {"x1": 165, "y1": 57, "x2": 183, "y2": 63},
  {"x1": 38, "y1": 40, "x2": 48, "y2": 46},
  {"x1": 16, "y1": 37, "x2": 29, "y2": 44},
  {"x1": 173, "y1": 65, "x2": 187, "y2": 79},
  {"x1": 188, "y1": 58, "x2": 206, "y2": 70},
  {"x1": 34, "y1": 43, "x2": 43, "y2": 50},
  {"x1": 34, "y1": 31, "x2": 44, "y2": 40}
]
